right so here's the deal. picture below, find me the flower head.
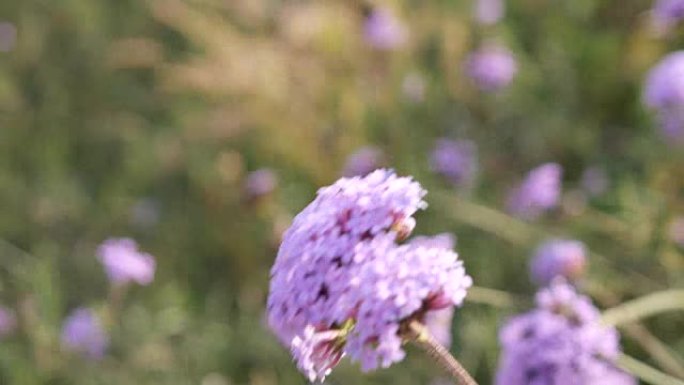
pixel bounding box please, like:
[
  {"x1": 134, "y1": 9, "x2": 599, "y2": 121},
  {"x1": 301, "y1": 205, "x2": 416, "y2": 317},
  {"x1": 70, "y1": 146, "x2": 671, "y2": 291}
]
[
  {"x1": 267, "y1": 170, "x2": 471, "y2": 380},
  {"x1": 495, "y1": 281, "x2": 636, "y2": 385},
  {"x1": 530, "y1": 239, "x2": 587, "y2": 286},
  {"x1": 465, "y1": 44, "x2": 517, "y2": 92},
  {"x1": 475, "y1": 0, "x2": 504, "y2": 25},
  {"x1": 364, "y1": 8, "x2": 408, "y2": 51},
  {"x1": 643, "y1": 51, "x2": 684, "y2": 142},
  {"x1": 342, "y1": 146, "x2": 385, "y2": 177},
  {"x1": 97, "y1": 238, "x2": 156, "y2": 286},
  {"x1": 61, "y1": 308, "x2": 108, "y2": 360},
  {"x1": 651, "y1": 0, "x2": 684, "y2": 33},
  {"x1": 345, "y1": 235, "x2": 472, "y2": 371},
  {"x1": 0, "y1": 306, "x2": 17, "y2": 337},
  {"x1": 430, "y1": 138, "x2": 478, "y2": 188},
  {"x1": 245, "y1": 168, "x2": 278, "y2": 201},
  {"x1": 507, "y1": 163, "x2": 563, "y2": 220}
]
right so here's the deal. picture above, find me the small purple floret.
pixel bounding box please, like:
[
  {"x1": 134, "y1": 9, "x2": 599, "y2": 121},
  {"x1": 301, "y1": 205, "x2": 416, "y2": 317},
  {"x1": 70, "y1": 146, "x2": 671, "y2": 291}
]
[
  {"x1": 61, "y1": 308, "x2": 108, "y2": 360},
  {"x1": 364, "y1": 8, "x2": 408, "y2": 51},
  {"x1": 495, "y1": 281, "x2": 636, "y2": 385},
  {"x1": 342, "y1": 146, "x2": 385, "y2": 177},
  {"x1": 465, "y1": 44, "x2": 517, "y2": 92},
  {"x1": 430, "y1": 138, "x2": 478, "y2": 188},
  {"x1": 475, "y1": 0, "x2": 504, "y2": 25},
  {"x1": 530, "y1": 239, "x2": 587, "y2": 286},
  {"x1": 507, "y1": 163, "x2": 563, "y2": 220},
  {"x1": 643, "y1": 51, "x2": 684, "y2": 142},
  {"x1": 245, "y1": 168, "x2": 278, "y2": 200},
  {"x1": 97, "y1": 238, "x2": 156, "y2": 286}
]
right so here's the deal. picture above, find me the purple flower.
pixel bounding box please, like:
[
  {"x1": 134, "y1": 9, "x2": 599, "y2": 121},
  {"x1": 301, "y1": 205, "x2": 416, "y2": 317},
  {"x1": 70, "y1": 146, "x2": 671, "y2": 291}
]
[
  {"x1": 475, "y1": 0, "x2": 504, "y2": 25},
  {"x1": 364, "y1": 8, "x2": 407, "y2": 51},
  {"x1": 0, "y1": 22, "x2": 17, "y2": 53},
  {"x1": 495, "y1": 281, "x2": 636, "y2": 385},
  {"x1": 267, "y1": 170, "x2": 471, "y2": 380},
  {"x1": 581, "y1": 166, "x2": 609, "y2": 197},
  {"x1": 424, "y1": 307, "x2": 454, "y2": 348},
  {"x1": 507, "y1": 163, "x2": 563, "y2": 220},
  {"x1": 61, "y1": 308, "x2": 108, "y2": 360},
  {"x1": 345, "y1": 235, "x2": 471, "y2": 371},
  {"x1": 530, "y1": 239, "x2": 587, "y2": 286},
  {"x1": 97, "y1": 238, "x2": 156, "y2": 286},
  {"x1": 651, "y1": 0, "x2": 684, "y2": 33},
  {"x1": 429, "y1": 138, "x2": 478, "y2": 188},
  {"x1": 643, "y1": 51, "x2": 684, "y2": 142},
  {"x1": 0, "y1": 306, "x2": 17, "y2": 337},
  {"x1": 342, "y1": 146, "x2": 385, "y2": 177},
  {"x1": 465, "y1": 44, "x2": 517, "y2": 92},
  {"x1": 245, "y1": 168, "x2": 278, "y2": 200}
]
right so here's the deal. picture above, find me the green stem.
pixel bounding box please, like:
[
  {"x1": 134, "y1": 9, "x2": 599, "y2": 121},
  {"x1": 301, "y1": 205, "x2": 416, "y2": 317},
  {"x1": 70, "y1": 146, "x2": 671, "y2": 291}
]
[
  {"x1": 405, "y1": 320, "x2": 478, "y2": 385},
  {"x1": 618, "y1": 354, "x2": 684, "y2": 385},
  {"x1": 601, "y1": 290, "x2": 684, "y2": 326}
]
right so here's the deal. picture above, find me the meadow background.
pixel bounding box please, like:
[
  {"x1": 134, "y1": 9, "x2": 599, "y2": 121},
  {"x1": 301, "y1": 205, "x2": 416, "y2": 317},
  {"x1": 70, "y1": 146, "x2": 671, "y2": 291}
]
[{"x1": 0, "y1": 0, "x2": 683, "y2": 384}]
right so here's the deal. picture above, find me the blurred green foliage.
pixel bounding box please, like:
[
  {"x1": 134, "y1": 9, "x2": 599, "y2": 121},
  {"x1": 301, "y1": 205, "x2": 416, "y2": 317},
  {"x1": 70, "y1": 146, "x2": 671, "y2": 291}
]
[{"x1": 0, "y1": 0, "x2": 683, "y2": 384}]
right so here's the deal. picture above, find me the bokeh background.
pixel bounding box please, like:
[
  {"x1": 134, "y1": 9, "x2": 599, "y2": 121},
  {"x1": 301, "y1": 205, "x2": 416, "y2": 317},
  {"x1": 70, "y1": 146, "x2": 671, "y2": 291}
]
[{"x1": 1, "y1": 0, "x2": 683, "y2": 384}]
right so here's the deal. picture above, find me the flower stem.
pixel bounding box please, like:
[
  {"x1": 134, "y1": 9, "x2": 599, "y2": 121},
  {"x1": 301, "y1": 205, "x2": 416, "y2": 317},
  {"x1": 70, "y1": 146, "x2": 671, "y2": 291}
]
[{"x1": 406, "y1": 320, "x2": 478, "y2": 385}]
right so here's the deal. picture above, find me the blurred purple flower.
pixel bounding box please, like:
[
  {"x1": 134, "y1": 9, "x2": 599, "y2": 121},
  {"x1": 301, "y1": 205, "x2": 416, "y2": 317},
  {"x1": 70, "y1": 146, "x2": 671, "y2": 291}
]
[
  {"x1": 475, "y1": 0, "x2": 504, "y2": 25},
  {"x1": 651, "y1": 0, "x2": 684, "y2": 33},
  {"x1": 530, "y1": 239, "x2": 587, "y2": 286},
  {"x1": 61, "y1": 308, "x2": 108, "y2": 360},
  {"x1": 0, "y1": 22, "x2": 17, "y2": 53},
  {"x1": 244, "y1": 168, "x2": 278, "y2": 200},
  {"x1": 97, "y1": 238, "x2": 156, "y2": 286},
  {"x1": 429, "y1": 138, "x2": 478, "y2": 188},
  {"x1": 495, "y1": 281, "x2": 636, "y2": 385},
  {"x1": 342, "y1": 146, "x2": 385, "y2": 177},
  {"x1": 643, "y1": 51, "x2": 684, "y2": 142},
  {"x1": 424, "y1": 307, "x2": 454, "y2": 348},
  {"x1": 0, "y1": 306, "x2": 17, "y2": 337},
  {"x1": 364, "y1": 8, "x2": 408, "y2": 51},
  {"x1": 267, "y1": 170, "x2": 471, "y2": 379},
  {"x1": 507, "y1": 163, "x2": 563, "y2": 220},
  {"x1": 465, "y1": 44, "x2": 517, "y2": 92},
  {"x1": 581, "y1": 166, "x2": 609, "y2": 197},
  {"x1": 402, "y1": 72, "x2": 426, "y2": 103}
]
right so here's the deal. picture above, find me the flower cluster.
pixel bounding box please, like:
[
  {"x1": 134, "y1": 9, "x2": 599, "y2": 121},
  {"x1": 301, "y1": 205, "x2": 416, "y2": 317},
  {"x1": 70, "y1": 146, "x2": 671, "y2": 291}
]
[
  {"x1": 244, "y1": 168, "x2": 278, "y2": 201},
  {"x1": 342, "y1": 146, "x2": 385, "y2": 177},
  {"x1": 643, "y1": 51, "x2": 684, "y2": 142},
  {"x1": 363, "y1": 8, "x2": 408, "y2": 51},
  {"x1": 430, "y1": 138, "x2": 478, "y2": 189},
  {"x1": 58, "y1": 238, "x2": 156, "y2": 360},
  {"x1": 651, "y1": 0, "x2": 684, "y2": 33},
  {"x1": 465, "y1": 44, "x2": 518, "y2": 92},
  {"x1": 475, "y1": 0, "x2": 504, "y2": 25},
  {"x1": 267, "y1": 170, "x2": 472, "y2": 381},
  {"x1": 530, "y1": 239, "x2": 587, "y2": 286},
  {"x1": 97, "y1": 238, "x2": 156, "y2": 286},
  {"x1": 507, "y1": 163, "x2": 563, "y2": 220},
  {"x1": 61, "y1": 308, "x2": 109, "y2": 360},
  {"x1": 495, "y1": 281, "x2": 635, "y2": 385}
]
